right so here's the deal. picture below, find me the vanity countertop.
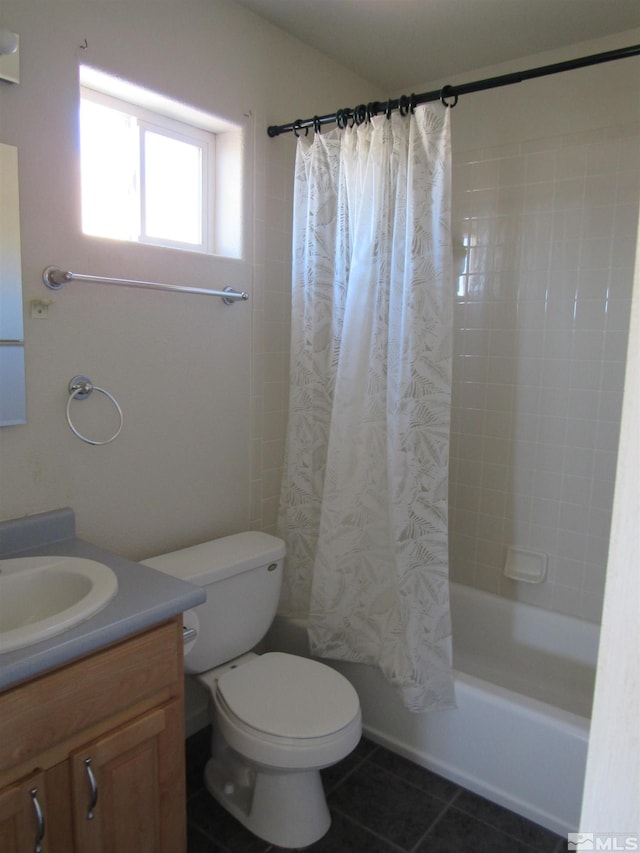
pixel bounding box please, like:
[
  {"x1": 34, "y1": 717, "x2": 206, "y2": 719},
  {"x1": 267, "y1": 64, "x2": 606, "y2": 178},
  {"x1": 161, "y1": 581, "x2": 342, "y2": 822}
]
[{"x1": 0, "y1": 508, "x2": 205, "y2": 691}]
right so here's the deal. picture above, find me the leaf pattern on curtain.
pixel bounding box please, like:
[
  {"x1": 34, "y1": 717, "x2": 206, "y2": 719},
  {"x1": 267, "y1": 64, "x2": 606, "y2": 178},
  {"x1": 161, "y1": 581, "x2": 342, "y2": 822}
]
[{"x1": 278, "y1": 105, "x2": 456, "y2": 712}]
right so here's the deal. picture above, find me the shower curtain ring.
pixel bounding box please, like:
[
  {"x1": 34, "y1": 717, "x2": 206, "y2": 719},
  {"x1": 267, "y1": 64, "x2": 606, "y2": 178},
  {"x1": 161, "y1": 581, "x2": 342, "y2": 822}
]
[
  {"x1": 354, "y1": 104, "x2": 367, "y2": 125},
  {"x1": 440, "y1": 85, "x2": 459, "y2": 108},
  {"x1": 398, "y1": 95, "x2": 410, "y2": 116},
  {"x1": 409, "y1": 93, "x2": 417, "y2": 113},
  {"x1": 385, "y1": 99, "x2": 393, "y2": 119},
  {"x1": 313, "y1": 115, "x2": 322, "y2": 134},
  {"x1": 293, "y1": 119, "x2": 308, "y2": 137}
]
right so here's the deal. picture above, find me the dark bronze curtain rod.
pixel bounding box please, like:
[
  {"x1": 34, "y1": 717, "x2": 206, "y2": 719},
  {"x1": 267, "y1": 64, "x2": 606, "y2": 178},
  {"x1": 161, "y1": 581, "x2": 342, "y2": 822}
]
[{"x1": 267, "y1": 43, "x2": 640, "y2": 137}]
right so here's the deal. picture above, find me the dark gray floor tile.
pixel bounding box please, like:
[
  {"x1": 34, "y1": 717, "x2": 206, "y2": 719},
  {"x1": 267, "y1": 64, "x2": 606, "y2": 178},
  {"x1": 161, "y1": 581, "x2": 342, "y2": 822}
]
[
  {"x1": 186, "y1": 726, "x2": 212, "y2": 799},
  {"x1": 188, "y1": 789, "x2": 268, "y2": 852},
  {"x1": 454, "y1": 789, "x2": 563, "y2": 851},
  {"x1": 321, "y1": 736, "x2": 377, "y2": 793},
  {"x1": 368, "y1": 745, "x2": 460, "y2": 803},
  {"x1": 188, "y1": 823, "x2": 230, "y2": 853},
  {"x1": 416, "y1": 807, "x2": 533, "y2": 853},
  {"x1": 328, "y1": 761, "x2": 447, "y2": 851},
  {"x1": 185, "y1": 731, "x2": 561, "y2": 853},
  {"x1": 300, "y1": 809, "x2": 403, "y2": 852},
  {"x1": 352, "y1": 737, "x2": 380, "y2": 761}
]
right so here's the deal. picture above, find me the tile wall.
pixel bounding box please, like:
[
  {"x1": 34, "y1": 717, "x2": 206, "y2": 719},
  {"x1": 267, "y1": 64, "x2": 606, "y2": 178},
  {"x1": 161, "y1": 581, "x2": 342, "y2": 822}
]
[{"x1": 449, "y1": 120, "x2": 640, "y2": 622}]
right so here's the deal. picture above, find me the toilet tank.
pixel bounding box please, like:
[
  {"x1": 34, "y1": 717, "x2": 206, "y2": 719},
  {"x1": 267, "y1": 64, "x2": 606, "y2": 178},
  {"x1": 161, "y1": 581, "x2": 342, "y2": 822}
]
[{"x1": 143, "y1": 532, "x2": 285, "y2": 674}]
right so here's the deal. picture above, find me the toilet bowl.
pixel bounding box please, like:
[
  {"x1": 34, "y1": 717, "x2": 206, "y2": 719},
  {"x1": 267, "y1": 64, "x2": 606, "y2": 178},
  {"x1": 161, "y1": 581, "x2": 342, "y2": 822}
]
[
  {"x1": 143, "y1": 532, "x2": 362, "y2": 848},
  {"x1": 198, "y1": 652, "x2": 361, "y2": 847}
]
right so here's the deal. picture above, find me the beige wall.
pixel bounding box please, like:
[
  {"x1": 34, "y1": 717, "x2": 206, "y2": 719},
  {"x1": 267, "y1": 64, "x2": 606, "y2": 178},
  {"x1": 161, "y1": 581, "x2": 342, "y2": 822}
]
[{"x1": 0, "y1": 0, "x2": 373, "y2": 558}]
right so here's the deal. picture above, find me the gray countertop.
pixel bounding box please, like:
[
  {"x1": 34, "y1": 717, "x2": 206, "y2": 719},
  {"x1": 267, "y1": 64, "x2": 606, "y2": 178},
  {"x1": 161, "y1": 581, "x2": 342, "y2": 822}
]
[{"x1": 0, "y1": 508, "x2": 205, "y2": 691}]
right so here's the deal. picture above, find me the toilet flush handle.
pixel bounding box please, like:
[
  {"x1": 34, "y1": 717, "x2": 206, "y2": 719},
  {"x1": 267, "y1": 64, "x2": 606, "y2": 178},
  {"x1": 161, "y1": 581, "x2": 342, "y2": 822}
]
[{"x1": 183, "y1": 626, "x2": 198, "y2": 644}]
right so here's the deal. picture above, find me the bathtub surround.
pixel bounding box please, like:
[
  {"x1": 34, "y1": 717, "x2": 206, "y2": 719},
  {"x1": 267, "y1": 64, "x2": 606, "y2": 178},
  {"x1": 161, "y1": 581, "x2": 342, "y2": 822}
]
[
  {"x1": 278, "y1": 105, "x2": 455, "y2": 712},
  {"x1": 449, "y1": 117, "x2": 639, "y2": 622}
]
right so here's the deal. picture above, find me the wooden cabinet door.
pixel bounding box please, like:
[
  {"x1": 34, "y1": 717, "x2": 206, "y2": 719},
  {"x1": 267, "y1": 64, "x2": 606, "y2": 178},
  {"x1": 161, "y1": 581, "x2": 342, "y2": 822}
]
[
  {"x1": 71, "y1": 708, "x2": 166, "y2": 853},
  {"x1": 0, "y1": 770, "x2": 47, "y2": 853}
]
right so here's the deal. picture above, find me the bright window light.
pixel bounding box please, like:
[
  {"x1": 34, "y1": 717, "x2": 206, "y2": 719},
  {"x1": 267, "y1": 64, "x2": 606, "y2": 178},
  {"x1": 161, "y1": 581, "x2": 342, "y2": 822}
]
[
  {"x1": 79, "y1": 66, "x2": 243, "y2": 258},
  {"x1": 143, "y1": 130, "x2": 202, "y2": 245},
  {"x1": 80, "y1": 98, "x2": 140, "y2": 242}
]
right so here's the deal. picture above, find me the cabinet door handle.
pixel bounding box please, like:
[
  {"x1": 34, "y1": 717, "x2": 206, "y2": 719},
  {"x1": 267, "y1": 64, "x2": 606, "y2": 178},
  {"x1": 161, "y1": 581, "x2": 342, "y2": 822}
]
[
  {"x1": 84, "y1": 757, "x2": 99, "y2": 819},
  {"x1": 29, "y1": 787, "x2": 46, "y2": 853}
]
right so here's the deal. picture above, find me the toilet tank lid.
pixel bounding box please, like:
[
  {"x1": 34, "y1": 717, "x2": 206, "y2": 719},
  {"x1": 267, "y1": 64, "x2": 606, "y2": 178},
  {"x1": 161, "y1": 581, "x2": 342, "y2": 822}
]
[{"x1": 141, "y1": 531, "x2": 285, "y2": 585}]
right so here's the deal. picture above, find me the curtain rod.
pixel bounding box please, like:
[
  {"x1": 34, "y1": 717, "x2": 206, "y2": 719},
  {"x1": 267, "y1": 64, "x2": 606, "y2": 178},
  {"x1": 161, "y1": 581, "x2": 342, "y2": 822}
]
[{"x1": 267, "y1": 43, "x2": 640, "y2": 137}]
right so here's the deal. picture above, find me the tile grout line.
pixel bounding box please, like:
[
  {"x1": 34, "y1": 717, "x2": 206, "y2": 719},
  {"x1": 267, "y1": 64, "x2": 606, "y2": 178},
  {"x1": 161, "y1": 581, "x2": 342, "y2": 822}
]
[
  {"x1": 323, "y1": 743, "x2": 382, "y2": 796},
  {"x1": 328, "y1": 805, "x2": 408, "y2": 853},
  {"x1": 408, "y1": 790, "x2": 462, "y2": 853},
  {"x1": 364, "y1": 753, "x2": 465, "y2": 806},
  {"x1": 443, "y1": 795, "x2": 560, "y2": 852}
]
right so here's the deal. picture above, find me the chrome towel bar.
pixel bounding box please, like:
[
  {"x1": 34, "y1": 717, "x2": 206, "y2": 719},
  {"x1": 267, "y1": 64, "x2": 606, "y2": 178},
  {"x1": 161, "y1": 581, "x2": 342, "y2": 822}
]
[{"x1": 43, "y1": 266, "x2": 249, "y2": 304}]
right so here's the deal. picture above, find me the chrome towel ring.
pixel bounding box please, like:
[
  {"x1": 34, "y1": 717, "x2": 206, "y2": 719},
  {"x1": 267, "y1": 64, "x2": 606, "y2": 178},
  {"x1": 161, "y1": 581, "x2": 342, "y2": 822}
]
[{"x1": 66, "y1": 375, "x2": 123, "y2": 446}]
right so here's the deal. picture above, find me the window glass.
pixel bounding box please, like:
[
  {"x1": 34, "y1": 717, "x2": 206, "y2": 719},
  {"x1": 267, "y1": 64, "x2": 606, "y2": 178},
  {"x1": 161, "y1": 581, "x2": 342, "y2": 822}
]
[
  {"x1": 80, "y1": 97, "x2": 140, "y2": 242},
  {"x1": 79, "y1": 67, "x2": 242, "y2": 258},
  {"x1": 143, "y1": 129, "x2": 203, "y2": 246}
]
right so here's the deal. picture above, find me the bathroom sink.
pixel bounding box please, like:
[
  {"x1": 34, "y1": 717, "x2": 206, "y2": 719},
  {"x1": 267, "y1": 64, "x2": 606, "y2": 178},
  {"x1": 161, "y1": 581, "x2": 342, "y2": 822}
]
[{"x1": 0, "y1": 555, "x2": 118, "y2": 654}]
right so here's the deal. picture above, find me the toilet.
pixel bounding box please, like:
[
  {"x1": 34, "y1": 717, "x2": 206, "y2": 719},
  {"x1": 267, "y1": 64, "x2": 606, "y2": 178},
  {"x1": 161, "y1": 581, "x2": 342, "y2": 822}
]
[{"x1": 143, "y1": 532, "x2": 361, "y2": 849}]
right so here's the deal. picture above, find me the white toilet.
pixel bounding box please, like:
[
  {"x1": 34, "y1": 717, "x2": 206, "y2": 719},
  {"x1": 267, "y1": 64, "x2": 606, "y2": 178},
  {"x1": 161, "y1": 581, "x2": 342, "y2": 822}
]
[{"x1": 143, "y1": 531, "x2": 362, "y2": 849}]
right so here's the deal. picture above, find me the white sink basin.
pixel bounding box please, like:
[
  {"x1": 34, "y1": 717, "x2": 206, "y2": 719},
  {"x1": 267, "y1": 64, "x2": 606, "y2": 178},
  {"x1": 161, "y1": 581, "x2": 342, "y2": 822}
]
[{"x1": 0, "y1": 555, "x2": 118, "y2": 654}]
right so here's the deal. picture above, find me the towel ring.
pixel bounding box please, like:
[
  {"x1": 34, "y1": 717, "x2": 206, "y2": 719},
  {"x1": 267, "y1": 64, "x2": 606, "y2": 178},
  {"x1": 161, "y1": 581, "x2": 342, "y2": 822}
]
[{"x1": 66, "y1": 375, "x2": 123, "y2": 445}]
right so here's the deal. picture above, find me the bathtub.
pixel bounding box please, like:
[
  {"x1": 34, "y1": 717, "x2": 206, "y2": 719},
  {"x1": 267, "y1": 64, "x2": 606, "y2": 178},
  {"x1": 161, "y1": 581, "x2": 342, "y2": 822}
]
[{"x1": 264, "y1": 582, "x2": 600, "y2": 836}]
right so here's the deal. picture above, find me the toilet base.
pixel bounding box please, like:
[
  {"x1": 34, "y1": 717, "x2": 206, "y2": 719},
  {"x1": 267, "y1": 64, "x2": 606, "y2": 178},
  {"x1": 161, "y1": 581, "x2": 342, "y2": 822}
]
[{"x1": 204, "y1": 743, "x2": 331, "y2": 848}]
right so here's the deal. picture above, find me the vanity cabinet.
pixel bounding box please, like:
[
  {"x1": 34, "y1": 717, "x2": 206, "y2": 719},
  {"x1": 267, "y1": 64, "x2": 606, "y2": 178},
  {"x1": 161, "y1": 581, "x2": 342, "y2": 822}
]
[
  {"x1": 0, "y1": 618, "x2": 186, "y2": 853},
  {"x1": 0, "y1": 770, "x2": 46, "y2": 853}
]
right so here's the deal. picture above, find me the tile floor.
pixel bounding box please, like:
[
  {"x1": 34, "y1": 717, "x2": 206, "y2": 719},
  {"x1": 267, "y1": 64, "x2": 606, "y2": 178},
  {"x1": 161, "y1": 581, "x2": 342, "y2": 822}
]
[{"x1": 185, "y1": 727, "x2": 567, "y2": 852}]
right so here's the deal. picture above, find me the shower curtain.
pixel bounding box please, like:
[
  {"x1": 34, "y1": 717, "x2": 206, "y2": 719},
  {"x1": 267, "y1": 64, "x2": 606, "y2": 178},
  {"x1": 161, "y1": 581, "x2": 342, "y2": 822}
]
[{"x1": 278, "y1": 104, "x2": 455, "y2": 712}]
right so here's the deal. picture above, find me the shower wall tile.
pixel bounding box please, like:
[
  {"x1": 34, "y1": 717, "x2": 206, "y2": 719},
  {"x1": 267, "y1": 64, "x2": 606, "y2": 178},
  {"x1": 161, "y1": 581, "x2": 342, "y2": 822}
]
[{"x1": 450, "y1": 120, "x2": 639, "y2": 623}]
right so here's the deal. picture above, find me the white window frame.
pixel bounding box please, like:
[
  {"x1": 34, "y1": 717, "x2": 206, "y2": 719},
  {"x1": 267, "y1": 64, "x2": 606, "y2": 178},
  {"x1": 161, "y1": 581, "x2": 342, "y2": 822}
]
[{"x1": 79, "y1": 67, "x2": 243, "y2": 258}]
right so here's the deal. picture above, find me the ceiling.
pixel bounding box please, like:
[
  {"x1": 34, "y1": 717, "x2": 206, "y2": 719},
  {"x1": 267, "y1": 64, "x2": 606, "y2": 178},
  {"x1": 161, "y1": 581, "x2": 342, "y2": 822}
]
[{"x1": 232, "y1": 0, "x2": 640, "y2": 92}]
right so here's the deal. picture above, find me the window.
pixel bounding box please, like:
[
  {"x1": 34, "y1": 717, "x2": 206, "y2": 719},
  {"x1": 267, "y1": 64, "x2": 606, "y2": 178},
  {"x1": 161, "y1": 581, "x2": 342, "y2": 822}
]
[{"x1": 79, "y1": 66, "x2": 243, "y2": 258}]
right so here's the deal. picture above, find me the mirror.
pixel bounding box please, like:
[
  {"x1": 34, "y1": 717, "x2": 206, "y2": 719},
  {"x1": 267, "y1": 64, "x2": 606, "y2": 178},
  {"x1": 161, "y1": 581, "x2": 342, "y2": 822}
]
[{"x1": 0, "y1": 142, "x2": 26, "y2": 425}]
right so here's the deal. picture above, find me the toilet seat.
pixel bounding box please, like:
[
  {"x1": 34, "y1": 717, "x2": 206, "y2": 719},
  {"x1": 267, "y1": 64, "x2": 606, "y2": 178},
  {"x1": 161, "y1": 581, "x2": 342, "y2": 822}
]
[
  {"x1": 202, "y1": 652, "x2": 362, "y2": 770},
  {"x1": 216, "y1": 652, "x2": 360, "y2": 739}
]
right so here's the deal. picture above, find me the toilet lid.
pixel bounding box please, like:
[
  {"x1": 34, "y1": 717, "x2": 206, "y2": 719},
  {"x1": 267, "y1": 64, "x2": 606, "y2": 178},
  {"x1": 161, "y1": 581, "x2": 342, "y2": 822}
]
[{"x1": 216, "y1": 652, "x2": 360, "y2": 739}]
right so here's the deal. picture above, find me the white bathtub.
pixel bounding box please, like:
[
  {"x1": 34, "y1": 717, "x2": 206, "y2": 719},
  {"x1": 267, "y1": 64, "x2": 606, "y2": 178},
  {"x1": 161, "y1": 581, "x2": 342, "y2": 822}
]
[{"x1": 265, "y1": 582, "x2": 600, "y2": 836}]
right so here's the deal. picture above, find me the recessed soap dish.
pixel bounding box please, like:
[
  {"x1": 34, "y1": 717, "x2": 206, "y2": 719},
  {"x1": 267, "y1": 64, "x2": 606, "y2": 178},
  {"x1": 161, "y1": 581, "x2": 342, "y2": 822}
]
[{"x1": 503, "y1": 546, "x2": 548, "y2": 584}]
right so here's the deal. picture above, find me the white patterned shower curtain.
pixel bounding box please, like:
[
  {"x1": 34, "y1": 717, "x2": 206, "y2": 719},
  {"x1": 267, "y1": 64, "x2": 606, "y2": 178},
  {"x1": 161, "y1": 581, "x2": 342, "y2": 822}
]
[{"x1": 277, "y1": 104, "x2": 456, "y2": 712}]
